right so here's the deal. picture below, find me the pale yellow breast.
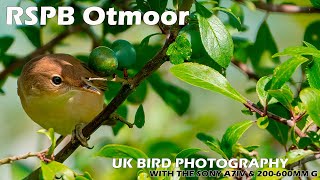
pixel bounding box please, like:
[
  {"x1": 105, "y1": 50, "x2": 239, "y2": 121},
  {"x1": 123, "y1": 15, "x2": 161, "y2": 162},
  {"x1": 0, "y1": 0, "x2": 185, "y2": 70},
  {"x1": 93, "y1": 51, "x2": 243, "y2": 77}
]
[{"x1": 21, "y1": 90, "x2": 104, "y2": 135}]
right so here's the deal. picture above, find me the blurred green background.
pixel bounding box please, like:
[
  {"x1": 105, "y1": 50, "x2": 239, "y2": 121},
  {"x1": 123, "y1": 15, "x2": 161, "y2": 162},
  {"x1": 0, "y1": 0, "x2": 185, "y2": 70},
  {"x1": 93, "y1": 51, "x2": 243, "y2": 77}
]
[{"x1": 0, "y1": 0, "x2": 319, "y2": 179}]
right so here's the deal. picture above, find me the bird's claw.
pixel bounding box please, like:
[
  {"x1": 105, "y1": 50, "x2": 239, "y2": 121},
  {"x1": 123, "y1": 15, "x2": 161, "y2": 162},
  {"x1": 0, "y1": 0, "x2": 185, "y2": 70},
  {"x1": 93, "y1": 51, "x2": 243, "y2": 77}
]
[{"x1": 72, "y1": 123, "x2": 94, "y2": 149}]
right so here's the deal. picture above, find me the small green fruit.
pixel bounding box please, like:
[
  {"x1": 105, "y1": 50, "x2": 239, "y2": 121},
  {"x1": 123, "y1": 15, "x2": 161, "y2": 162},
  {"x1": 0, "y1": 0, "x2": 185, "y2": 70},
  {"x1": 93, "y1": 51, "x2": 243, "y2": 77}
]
[
  {"x1": 89, "y1": 46, "x2": 118, "y2": 75},
  {"x1": 111, "y1": 40, "x2": 136, "y2": 70}
]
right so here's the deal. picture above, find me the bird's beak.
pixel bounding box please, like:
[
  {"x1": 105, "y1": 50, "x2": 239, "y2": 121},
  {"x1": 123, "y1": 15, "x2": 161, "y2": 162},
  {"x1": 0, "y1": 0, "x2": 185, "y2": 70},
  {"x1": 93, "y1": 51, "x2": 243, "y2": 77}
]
[{"x1": 80, "y1": 77, "x2": 101, "y2": 95}]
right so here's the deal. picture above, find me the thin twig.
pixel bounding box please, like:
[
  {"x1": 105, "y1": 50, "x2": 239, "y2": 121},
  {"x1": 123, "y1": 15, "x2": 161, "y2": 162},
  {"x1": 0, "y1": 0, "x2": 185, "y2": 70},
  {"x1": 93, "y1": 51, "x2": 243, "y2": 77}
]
[
  {"x1": 244, "y1": 100, "x2": 307, "y2": 137},
  {"x1": 0, "y1": 149, "x2": 48, "y2": 165},
  {"x1": 232, "y1": 60, "x2": 259, "y2": 81}
]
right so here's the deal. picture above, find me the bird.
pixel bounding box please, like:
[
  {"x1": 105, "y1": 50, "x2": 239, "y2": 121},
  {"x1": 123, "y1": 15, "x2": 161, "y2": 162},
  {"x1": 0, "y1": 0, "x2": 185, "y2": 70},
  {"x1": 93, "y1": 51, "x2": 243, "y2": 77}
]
[{"x1": 17, "y1": 54, "x2": 107, "y2": 147}]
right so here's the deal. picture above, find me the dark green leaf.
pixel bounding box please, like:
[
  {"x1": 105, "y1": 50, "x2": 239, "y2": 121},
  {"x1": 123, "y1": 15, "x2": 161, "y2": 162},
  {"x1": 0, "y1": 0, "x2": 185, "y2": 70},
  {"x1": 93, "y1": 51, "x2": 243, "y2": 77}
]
[
  {"x1": 127, "y1": 81, "x2": 147, "y2": 104},
  {"x1": 233, "y1": 37, "x2": 252, "y2": 62},
  {"x1": 170, "y1": 63, "x2": 247, "y2": 103},
  {"x1": 134, "y1": 105, "x2": 145, "y2": 128},
  {"x1": 167, "y1": 35, "x2": 192, "y2": 64},
  {"x1": 147, "y1": 0, "x2": 168, "y2": 14},
  {"x1": 213, "y1": 6, "x2": 242, "y2": 31},
  {"x1": 268, "y1": 85, "x2": 293, "y2": 110},
  {"x1": 195, "y1": 1, "x2": 212, "y2": 18},
  {"x1": 197, "y1": 13, "x2": 233, "y2": 68},
  {"x1": 256, "y1": 76, "x2": 271, "y2": 107},
  {"x1": 18, "y1": 26, "x2": 41, "y2": 48},
  {"x1": 307, "y1": 131, "x2": 320, "y2": 142},
  {"x1": 41, "y1": 161, "x2": 74, "y2": 180},
  {"x1": 175, "y1": 148, "x2": 202, "y2": 159},
  {"x1": 273, "y1": 46, "x2": 320, "y2": 58},
  {"x1": 304, "y1": 21, "x2": 320, "y2": 48},
  {"x1": 1, "y1": 55, "x2": 22, "y2": 77},
  {"x1": 271, "y1": 56, "x2": 309, "y2": 90},
  {"x1": 298, "y1": 137, "x2": 313, "y2": 149},
  {"x1": 250, "y1": 22, "x2": 279, "y2": 76},
  {"x1": 0, "y1": 78, "x2": 7, "y2": 95},
  {"x1": 286, "y1": 149, "x2": 314, "y2": 165},
  {"x1": 300, "y1": 88, "x2": 320, "y2": 127},
  {"x1": 220, "y1": 120, "x2": 253, "y2": 158},
  {"x1": 306, "y1": 58, "x2": 320, "y2": 89},
  {"x1": 0, "y1": 36, "x2": 14, "y2": 55},
  {"x1": 148, "y1": 73, "x2": 190, "y2": 115},
  {"x1": 140, "y1": 33, "x2": 163, "y2": 48},
  {"x1": 196, "y1": 133, "x2": 227, "y2": 159},
  {"x1": 11, "y1": 162, "x2": 33, "y2": 180},
  {"x1": 136, "y1": 0, "x2": 150, "y2": 12},
  {"x1": 265, "y1": 103, "x2": 290, "y2": 145}
]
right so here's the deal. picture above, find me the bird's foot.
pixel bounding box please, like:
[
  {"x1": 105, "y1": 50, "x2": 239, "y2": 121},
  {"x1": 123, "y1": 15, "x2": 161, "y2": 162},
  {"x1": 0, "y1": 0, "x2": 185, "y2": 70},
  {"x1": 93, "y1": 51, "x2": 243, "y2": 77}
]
[
  {"x1": 72, "y1": 123, "x2": 93, "y2": 149},
  {"x1": 37, "y1": 150, "x2": 54, "y2": 163}
]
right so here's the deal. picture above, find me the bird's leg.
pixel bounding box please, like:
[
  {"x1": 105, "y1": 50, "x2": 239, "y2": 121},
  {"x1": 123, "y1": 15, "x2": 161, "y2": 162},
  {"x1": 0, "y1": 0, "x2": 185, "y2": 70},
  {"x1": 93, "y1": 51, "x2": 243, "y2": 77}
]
[
  {"x1": 72, "y1": 123, "x2": 93, "y2": 149},
  {"x1": 103, "y1": 113, "x2": 134, "y2": 128}
]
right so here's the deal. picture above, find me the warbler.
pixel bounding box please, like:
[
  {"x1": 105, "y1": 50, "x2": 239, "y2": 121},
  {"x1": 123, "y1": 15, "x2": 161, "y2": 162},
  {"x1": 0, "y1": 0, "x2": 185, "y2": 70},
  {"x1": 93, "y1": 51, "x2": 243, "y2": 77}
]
[{"x1": 17, "y1": 54, "x2": 106, "y2": 147}]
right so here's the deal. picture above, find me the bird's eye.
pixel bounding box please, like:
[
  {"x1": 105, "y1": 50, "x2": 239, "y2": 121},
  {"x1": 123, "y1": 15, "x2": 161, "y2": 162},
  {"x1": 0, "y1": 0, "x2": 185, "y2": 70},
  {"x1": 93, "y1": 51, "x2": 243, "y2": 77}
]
[{"x1": 51, "y1": 76, "x2": 62, "y2": 85}]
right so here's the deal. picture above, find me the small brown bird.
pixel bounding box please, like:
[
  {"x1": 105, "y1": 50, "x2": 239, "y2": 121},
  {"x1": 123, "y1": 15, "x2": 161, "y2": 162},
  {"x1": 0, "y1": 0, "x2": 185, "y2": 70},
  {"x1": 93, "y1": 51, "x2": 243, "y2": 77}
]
[{"x1": 17, "y1": 54, "x2": 106, "y2": 147}]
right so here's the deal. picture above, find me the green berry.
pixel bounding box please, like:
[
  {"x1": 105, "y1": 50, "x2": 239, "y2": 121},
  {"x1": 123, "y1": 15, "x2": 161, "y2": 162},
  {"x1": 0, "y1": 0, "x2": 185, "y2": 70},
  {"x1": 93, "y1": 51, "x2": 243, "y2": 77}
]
[
  {"x1": 111, "y1": 40, "x2": 136, "y2": 70},
  {"x1": 89, "y1": 46, "x2": 118, "y2": 75}
]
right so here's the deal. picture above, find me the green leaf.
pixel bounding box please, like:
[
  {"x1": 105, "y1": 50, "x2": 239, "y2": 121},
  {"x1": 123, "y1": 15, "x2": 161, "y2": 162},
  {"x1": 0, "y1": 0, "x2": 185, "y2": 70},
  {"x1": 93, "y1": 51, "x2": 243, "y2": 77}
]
[
  {"x1": 75, "y1": 172, "x2": 93, "y2": 180},
  {"x1": 268, "y1": 85, "x2": 293, "y2": 110},
  {"x1": 271, "y1": 56, "x2": 309, "y2": 89},
  {"x1": 233, "y1": 37, "x2": 252, "y2": 63},
  {"x1": 0, "y1": 36, "x2": 14, "y2": 55},
  {"x1": 298, "y1": 137, "x2": 313, "y2": 149},
  {"x1": 147, "y1": 0, "x2": 168, "y2": 14},
  {"x1": 175, "y1": 148, "x2": 202, "y2": 159},
  {"x1": 220, "y1": 120, "x2": 253, "y2": 158},
  {"x1": 257, "y1": 116, "x2": 269, "y2": 129},
  {"x1": 97, "y1": 144, "x2": 151, "y2": 172},
  {"x1": 250, "y1": 22, "x2": 279, "y2": 76},
  {"x1": 41, "y1": 161, "x2": 75, "y2": 180},
  {"x1": 170, "y1": 63, "x2": 247, "y2": 103},
  {"x1": 148, "y1": 73, "x2": 190, "y2": 115},
  {"x1": 285, "y1": 149, "x2": 314, "y2": 165},
  {"x1": 304, "y1": 21, "x2": 320, "y2": 48},
  {"x1": 97, "y1": 144, "x2": 148, "y2": 160},
  {"x1": 37, "y1": 128, "x2": 56, "y2": 156},
  {"x1": 18, "y1": 26, "x2": 41, "y2": 48},
  {"x1": 134, "y1": 105, "x2": 145, "y2": 128},
  {"x1": 213, "y1": 5, "x2": 242, "y2": 31},
  {"x1": 136, "y1": 0, "x2": 150, "y2": 12},
  {"x1": 306, "y1": 58, "x2": 320, "y2": 89},
  {"x1": 196, "y1": 133, "x2": 228, "y2": 159},
  {"x1": 256, "y1": 76, "x2": 271, "y2": 107},
  {"x1": 140, "y1": 33, "x2": 163, "y2": 48},
  {"x1": 197, "y1": 13, "x2": 233, "y2": 68},
  {"x1": 1, "y1": 55, "x2": 22, "y2": 77},
  {"x1": 0, "y1": 78, "x2": 7, "y2": 95},
  {"x1": 273, "y1": 46, "x2": 320, "y2": 58},
  {"x1": 167, "y1": 35, "x2": 192, "y2": 65},
  {"x1": 264, "y1": 103, "x2": 290, "y2": 145},
  {"x1": 195, "y1": 1, "x2": 212, "y2": 18},
  {"x1": 300, "y1": 88, "x2": 320, "y2": 127},
  {"x1": 127, "y1": 81, "x2": 147, "y2": 104}
]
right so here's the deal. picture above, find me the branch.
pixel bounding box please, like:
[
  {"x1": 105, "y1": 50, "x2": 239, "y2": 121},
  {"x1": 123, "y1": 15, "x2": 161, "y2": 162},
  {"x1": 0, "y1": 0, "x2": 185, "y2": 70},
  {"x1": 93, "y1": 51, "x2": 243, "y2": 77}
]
[
  {"x1": 0, "y1": 26, "x2": 82, "y2": 80},
  {"x1": 286, "y1": 153, "x2": 320, "y2": 169},
  {"x1": 24, "y1": 28, "x2": 180, "y2": 180},
  {"x1": 0, "y1": 149, "x2": 48, "y2": 165},
  {"x1": 244, "y1": 101, "x2": 307, "y2": 137},
  {"x1": 232, "y1": 59, "x2": 259, "y2": 81},
  {"x1": 235, "y1": 0, "x2": 320, "y2": 13}
]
